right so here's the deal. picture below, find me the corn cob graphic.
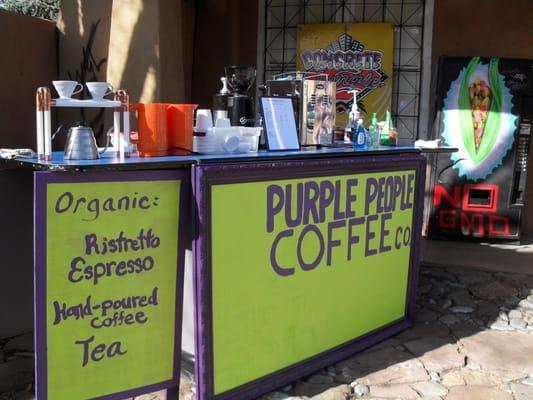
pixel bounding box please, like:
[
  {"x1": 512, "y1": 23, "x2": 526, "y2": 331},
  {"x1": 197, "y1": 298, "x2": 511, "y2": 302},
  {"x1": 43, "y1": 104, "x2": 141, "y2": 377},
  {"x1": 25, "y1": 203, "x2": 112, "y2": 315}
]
[{"x1": 469, "y1": 79, "x2": 492, "y2": 152}]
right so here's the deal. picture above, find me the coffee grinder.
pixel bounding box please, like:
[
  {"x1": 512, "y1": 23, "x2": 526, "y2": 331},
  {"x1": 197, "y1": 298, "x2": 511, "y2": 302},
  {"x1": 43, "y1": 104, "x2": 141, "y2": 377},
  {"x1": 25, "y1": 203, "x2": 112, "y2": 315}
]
[{"x1": 213, "y1": 65, "x2": 255, "y2": 127}]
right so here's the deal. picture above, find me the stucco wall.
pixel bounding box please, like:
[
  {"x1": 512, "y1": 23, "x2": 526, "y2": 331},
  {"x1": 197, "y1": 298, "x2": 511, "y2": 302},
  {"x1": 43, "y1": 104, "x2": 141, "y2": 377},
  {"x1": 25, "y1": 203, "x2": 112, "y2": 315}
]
[
  {"x1": 0, "y1": 11, "x2": 55, "y2": 339},
  {"x1": 0, "y1": 9, "x2": 56, "y2": 148}
]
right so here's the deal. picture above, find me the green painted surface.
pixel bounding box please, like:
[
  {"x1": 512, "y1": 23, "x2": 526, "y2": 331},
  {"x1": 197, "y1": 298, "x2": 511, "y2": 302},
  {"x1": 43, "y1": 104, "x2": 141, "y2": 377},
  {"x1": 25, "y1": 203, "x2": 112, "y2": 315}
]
[
  {"x1": 211, "y1": 170, "x2": 416, "y2": 394},
  {"x1": 45, "y1": 179, "x2": 180, "y2": 399}
]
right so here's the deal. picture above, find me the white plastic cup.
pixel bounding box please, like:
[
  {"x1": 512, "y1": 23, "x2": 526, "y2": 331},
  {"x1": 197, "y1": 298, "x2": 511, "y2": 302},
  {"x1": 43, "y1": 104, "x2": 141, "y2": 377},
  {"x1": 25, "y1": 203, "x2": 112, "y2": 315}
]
[
  {"x1": 195, "y1": 109, "x2": 213, "y2": 131},
  {"x1": 214, "y1": 110, "x2": 228, "y2": 121},
  {"x1": 215, "y1": 117, "x2": 231, "y2": 128}
]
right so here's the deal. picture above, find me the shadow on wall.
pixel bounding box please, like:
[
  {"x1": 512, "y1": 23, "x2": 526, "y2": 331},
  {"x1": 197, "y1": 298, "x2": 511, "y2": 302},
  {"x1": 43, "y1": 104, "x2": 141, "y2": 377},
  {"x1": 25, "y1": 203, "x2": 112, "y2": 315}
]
[
  {"x1": 57, "y1": 0, "x2": 186, "y2": 143},
  {"x1": 55, "y1": 0, "x2": 113, "y2": 144},
  {"x1": 191, "y1": 0, "x2": 258, "y2": 108},
  {"x1": 0, "y1": 9, "x2": 56, "y2": 149}
]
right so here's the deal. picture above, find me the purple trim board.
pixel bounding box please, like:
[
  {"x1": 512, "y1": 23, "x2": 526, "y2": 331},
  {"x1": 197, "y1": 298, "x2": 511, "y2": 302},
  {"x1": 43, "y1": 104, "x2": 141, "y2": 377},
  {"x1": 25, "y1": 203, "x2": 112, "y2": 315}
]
[
  {"x1": 192, "y1": 153, "x2": 426, "y2": 400},
  {"x1": 34, "y1": 169, "x2": 189, "y2": 400}
]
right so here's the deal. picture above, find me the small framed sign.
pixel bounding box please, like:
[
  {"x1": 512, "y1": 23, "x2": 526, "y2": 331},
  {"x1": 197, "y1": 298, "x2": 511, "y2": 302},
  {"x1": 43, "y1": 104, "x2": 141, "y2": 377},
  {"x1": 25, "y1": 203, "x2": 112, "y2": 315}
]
[{"x1": 261, "y1": 96, "x2": 300, "y2": 151}]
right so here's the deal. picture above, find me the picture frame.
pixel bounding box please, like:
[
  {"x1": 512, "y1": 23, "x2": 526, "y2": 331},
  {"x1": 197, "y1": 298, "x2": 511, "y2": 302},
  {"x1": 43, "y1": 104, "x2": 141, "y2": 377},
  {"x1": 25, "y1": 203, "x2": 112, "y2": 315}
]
[{"x1": 260, "y1": 96, "x2": 300, "y2": 151}]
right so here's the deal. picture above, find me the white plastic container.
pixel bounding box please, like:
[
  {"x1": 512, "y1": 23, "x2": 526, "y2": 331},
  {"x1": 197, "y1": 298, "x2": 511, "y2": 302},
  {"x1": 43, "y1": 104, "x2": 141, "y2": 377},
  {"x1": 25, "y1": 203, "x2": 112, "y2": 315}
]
[
  {"x1": 238, "y1": 127, "x2": 261, "y2": 152},
  {"x1": 193, "y1": 126, "x2": 262, "y2": 154}
]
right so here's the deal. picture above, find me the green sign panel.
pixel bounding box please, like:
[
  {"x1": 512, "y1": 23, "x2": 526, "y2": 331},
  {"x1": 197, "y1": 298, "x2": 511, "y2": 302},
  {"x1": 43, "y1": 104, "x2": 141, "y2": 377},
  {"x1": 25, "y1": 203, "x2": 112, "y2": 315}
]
[
  {"x1": 37, "y1": 174, "x2": 182, "y2": 399},
  {"x1": 210, "y1": 170, "x2": 416, "y2": 394}
]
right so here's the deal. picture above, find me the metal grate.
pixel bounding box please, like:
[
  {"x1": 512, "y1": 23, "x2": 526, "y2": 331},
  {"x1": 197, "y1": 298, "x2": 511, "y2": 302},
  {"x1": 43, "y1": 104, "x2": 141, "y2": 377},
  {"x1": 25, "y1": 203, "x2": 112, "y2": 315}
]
[{"x1": 262, "y1": 0, "x2": 426, "y2": 141}]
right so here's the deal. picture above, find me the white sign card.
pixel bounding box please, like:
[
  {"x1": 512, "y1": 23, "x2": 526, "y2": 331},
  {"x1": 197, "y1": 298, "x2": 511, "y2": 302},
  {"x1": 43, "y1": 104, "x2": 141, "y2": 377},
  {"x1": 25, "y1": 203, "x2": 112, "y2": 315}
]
[{"x1": 261, "y1": 97, "x2": 300, "y2": 151}]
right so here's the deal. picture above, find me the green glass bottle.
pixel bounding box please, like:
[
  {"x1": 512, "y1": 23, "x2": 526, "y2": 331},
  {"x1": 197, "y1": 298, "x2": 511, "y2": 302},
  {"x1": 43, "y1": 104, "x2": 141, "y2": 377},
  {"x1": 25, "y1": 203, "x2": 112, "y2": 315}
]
[{"x1": 369, "y1": 112, "x2": 379, "y2": 148}]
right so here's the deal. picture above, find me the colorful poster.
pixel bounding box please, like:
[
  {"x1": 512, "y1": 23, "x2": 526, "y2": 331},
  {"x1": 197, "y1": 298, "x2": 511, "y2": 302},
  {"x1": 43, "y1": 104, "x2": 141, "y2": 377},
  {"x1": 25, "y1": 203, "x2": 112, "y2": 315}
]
[
  {"x1": 429, "y1": 56, "x2": 532, "y2": 239},
  {"x1": 209, "y1": 169, "x2": 416, "y2": 395},
  {"x1": 441, "y1": 57, "x2": 517, "y2": 180},
  {"x1": 35, "y1": 171, "x2": 185, "y2": 400},
  {"x1": 297, "y1": 23, "x2": 393, "y2": 128}
]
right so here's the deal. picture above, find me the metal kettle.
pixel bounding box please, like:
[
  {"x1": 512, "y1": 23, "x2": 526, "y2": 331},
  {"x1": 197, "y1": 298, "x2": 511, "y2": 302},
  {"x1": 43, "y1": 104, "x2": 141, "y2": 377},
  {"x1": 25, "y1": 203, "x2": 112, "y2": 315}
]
[{"x1": 63, "y1": 122, "x2": 107, "y2": 160}]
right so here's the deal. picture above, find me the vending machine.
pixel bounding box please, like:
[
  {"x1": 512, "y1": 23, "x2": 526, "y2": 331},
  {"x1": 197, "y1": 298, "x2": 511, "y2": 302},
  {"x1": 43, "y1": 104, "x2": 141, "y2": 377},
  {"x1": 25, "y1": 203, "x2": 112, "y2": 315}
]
[{"x1": 428, "y1": 56, "x2": 532, "y2": 240}]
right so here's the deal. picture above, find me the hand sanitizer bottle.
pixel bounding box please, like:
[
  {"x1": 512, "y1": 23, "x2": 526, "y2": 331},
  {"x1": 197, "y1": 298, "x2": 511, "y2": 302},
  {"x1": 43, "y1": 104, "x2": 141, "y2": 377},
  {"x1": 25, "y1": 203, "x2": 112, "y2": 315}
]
[{"x1": 354, "y1": 118, "x2": 367, "y2": 149}]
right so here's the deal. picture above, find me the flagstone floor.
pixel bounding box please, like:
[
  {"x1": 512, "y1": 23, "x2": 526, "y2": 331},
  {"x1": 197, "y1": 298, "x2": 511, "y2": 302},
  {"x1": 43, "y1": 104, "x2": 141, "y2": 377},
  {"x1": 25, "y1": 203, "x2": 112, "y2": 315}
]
[{"x1": 2, "y1": 264, "x2": 533, "y2": 400}]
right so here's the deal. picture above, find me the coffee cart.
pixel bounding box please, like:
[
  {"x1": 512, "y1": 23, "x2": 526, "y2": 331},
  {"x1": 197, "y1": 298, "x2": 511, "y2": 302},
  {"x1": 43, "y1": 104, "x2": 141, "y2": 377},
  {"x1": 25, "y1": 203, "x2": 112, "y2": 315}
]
[{"x1": 1, "y1": 145, "x2": 427, "y2": 400}]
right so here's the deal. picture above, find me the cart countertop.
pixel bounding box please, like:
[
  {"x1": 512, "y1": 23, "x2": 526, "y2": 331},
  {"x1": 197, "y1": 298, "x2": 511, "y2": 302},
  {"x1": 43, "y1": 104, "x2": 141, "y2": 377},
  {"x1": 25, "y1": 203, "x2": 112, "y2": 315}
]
[{"x1": 1, "y1": 145, "x2": 457, "y2": 172}]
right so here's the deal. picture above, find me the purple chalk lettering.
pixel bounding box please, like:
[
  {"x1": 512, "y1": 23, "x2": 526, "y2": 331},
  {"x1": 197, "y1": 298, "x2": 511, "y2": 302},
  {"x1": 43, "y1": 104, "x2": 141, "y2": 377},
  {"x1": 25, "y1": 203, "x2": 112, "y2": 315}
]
[
  {"x1": 365, "y1": 178, "x2": 378, "y2": 215},
  {"x1": 302, "y1": 181, "x2": 320, "y2": 225},
  {"x1": 318, "y1": 180, "x2": 335, "y2": 223},
  {"x1": 327, "y1": 220, "x2": 345, "y2": 266},
  {"x1": 270, "y1": 229, "x2": 295, "y2": 276},
  {"x1": 379, "y1": 212, "x2": 392, "y2": 253},
  {"x1": 345, "y1": 178, "x2": 358, "y2": 218},
  {"x1": 365, "y1": 214, "x2": 378, "y2": 256},
  {"x1": 55, "y1": 191, "x2": 74, "y2": 214},
  {"x1": 266, "y1": 184, "x2": 284, "y2": 233},
  {"x1": 285, "y1": 183, "x2": 304, "y2": 228},
  {"x1": 347, "y1": 217, "x2": 365, "y2": 261},
  {"x1": 333, "y1": 180, "x2": 346, "y2": 220},
  {"x1": 297, "y1": 224, "x2": 324, "y2": 271}
]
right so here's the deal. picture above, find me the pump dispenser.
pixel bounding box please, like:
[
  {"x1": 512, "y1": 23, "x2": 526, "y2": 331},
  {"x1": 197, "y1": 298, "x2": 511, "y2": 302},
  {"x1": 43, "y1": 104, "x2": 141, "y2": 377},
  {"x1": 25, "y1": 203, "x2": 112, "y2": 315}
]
[
  {"x1": 354, "y1": 118, "x2": 367, "y2": 149},
  {"x1": 344, "y1": 89, "x2": 360, "y2": 142},
  {"x1": 219, "y1": 77, "x2": 230, "y2": 95},
  {"x1": 213, "y1": 76, "x2": 231, "y2": 112}
]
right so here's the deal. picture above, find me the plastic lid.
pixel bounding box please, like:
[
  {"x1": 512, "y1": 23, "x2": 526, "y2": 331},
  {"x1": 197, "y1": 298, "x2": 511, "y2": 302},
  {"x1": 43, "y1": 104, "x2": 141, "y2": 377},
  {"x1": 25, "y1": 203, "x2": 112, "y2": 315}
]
[{"x1": 223, "y1": 135, "x2": 240, "y2": 152}]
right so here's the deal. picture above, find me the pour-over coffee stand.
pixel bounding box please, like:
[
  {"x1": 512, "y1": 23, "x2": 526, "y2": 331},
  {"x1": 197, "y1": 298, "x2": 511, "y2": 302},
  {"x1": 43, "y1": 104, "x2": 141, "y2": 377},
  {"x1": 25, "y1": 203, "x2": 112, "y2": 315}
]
[{"x1": 34, "y1": 86, "x2": 131, "y2": 160}]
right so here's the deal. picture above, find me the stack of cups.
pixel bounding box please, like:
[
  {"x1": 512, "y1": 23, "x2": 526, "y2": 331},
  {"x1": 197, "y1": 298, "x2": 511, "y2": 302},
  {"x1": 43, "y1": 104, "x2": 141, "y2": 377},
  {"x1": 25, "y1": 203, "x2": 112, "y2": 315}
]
[
  {"x1": 193, "y1": 109, "x2": 214, "y2": 153},
  {"x1": 195, "y1": 110, "x2": 213, "y2": 135},
  {"x1": 194, "y1": 109, "x2": 242, "y2": 153}
]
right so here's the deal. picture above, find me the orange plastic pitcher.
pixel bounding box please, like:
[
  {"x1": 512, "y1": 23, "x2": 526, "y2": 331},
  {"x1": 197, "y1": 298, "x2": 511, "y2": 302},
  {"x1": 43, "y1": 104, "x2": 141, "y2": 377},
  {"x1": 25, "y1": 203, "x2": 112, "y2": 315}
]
[
  {"x1": 129, "y1": 103, "x2": 168, "y2": 157},
  {"x1": 166, "y1": 104, "x2": 198, "y2": 155}
]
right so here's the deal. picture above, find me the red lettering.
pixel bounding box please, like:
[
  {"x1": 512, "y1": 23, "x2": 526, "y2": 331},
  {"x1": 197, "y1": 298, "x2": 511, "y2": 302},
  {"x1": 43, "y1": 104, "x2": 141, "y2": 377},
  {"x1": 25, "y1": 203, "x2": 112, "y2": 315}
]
[
  {"x1": 462, "y1": 184, "x2": 498, "y2": 212},
  {"x1": 439, "y1": 209, "x2": 457, "y2": 229},
  {"x1": 460, "y1": 213, "x2": 484, "y2": 236},
  {"x1": 433, "y1": 185, "x2": 461, "y2": 208},
  {"x1": 488, "y1": 215, "x2": 510, "y2": 236}
]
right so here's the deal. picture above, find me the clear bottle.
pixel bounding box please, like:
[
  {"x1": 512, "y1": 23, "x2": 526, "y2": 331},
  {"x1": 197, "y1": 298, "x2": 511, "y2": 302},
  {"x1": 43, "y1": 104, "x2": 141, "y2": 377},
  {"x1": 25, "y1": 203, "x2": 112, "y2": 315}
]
[
  {"x1": 368, "y1": 112, "x2": 379, "y2": 148},
  {"x1": 354, "y1": 118, "x2": 367, "y2": 149},
  {"x1": 344, "y1": 89, "x2": 360, "y2": 143},
  {"x1": 388, "y1": 116, "x2": 398, "y2": 146}
]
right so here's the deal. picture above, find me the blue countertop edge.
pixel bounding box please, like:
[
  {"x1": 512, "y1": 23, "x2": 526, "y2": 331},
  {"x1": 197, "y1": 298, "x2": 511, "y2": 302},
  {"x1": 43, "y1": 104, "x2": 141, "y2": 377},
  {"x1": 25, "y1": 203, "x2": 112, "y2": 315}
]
[{"x1": 2, "y1": 146, "x2": 457, "y2": 172}]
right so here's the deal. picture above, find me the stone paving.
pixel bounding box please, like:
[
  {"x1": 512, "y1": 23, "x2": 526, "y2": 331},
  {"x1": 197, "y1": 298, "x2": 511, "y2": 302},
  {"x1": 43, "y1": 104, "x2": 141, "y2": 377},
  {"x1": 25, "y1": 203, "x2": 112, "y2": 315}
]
[{"x1": 1, "y1": 265, "x2": 533, "y2": 400}]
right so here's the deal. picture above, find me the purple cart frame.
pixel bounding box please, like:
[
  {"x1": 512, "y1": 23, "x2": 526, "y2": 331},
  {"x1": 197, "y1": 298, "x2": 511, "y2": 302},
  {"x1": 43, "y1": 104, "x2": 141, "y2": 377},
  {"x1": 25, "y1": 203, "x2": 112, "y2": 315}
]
[
  {"x1": 192, "y1": 154, "x2": 426, "y2": 400},
  {"x1": 34, "y1": 169, "x2": 189, "y2": 400}
]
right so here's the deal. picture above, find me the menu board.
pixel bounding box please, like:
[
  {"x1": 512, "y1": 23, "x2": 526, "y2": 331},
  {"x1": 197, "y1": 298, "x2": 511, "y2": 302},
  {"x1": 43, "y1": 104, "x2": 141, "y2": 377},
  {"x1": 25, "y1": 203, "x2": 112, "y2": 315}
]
[
  {"x1": 34, "y1": 170, "x2": 186, "y2": 400},
  {"x1": 261, "y1": 97, "x2": 300, "y2": 150}
]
